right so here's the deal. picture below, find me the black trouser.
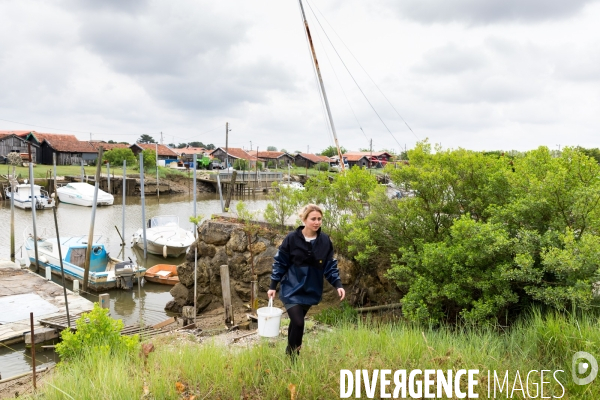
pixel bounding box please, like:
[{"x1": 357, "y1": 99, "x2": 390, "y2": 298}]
[{"x1": 286, "y1": 304, "x2": 311, "y2": 355}]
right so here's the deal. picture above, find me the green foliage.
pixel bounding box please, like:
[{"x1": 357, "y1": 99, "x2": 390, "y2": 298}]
[
  {"x1": 235, "y1": 201, "x2": 258, "y2": 223},
  {"x1": 312, "y1": 301, "x2": 358, "y2": 326},
  {"x1": 314, "y1": 161, "x2": 329, "y2": 171},
  {"x1": 233, "y1": 158, "x2": 249, "y2": 170},
  {"x1": 256, "y1": 160, "x2": 263, "y2": 170},
  {"x1": 320, "y1": 145, "x2": 347, "y2": 157},
  {"x1": 266, "y1": 146, "x2": 277, "y2": 151},
  {"x1": 55, "y1": 303, "x2": 139, "y2": 361},
  {"x1": 264, "y1": 182, "x2": 301, "y2": 230},
  {"x1": 138, "y1": 134, "x2": 156, "y2": 144},
  {"x1": 102, "y1": 148, "x2": 137, "y2": 166},
  {"x1": 267, "y1": 160, "x2": 275, "y2": 169},
  {"x1": 189, "y1": 215, "x2": 204, "y2": 226},
  {"x1": 141, "y1": 149, "x2": 156, "y2": 169}
]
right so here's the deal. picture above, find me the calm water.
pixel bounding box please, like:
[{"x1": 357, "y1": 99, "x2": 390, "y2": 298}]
[{"x1": 0, "y1": 192, "x2": 269, "y2": 378}]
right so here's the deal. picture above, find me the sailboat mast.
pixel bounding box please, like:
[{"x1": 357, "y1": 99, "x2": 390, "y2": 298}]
[{"x1": 298, "y1": 0, "x2": 346, "y2": 171}]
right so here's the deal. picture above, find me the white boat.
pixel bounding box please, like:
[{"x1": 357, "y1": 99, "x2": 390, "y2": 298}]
[
  {"x1": 24, "y1": 232, "x2": 146, "y2": 291},
  {"x1": 131, "y1": 215, "x2": 195, "y2": 258},
  {"x1": 56, "y1": 182, "x2": 114, "y2": 207},
  {"x1": 4, "y1": 184, "x2": 55, "y2": 210}
]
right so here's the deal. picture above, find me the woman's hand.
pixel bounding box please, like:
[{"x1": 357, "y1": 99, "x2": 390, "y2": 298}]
[
  {"x1": 267, "y1": 289, "x2": 276, "y2": 299},
  {"x1": 337, "y1": 288, "x2": 345, "y2": 301}
]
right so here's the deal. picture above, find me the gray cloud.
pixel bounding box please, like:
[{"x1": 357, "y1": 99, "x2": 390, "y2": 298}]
[
  {"x1": 389, "y1": 0, "x2": 599, "y2": 24},
  {"x1": 413, "y1": 43, "x2": 489, "y2": 74}
]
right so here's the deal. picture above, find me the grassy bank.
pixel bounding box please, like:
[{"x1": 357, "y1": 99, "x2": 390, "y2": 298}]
[
  {"x1": 3, "y1": 165, "x2": 191, "y2": 180},
  {"x1": 25, "y1": 310, "x2": 600, "y2": 399}
]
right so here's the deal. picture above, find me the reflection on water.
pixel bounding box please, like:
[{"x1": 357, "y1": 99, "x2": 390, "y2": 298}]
[
  {"x1": 0, "y1": 342, "x2": 58, "y2": 380},
  {"x1": 0, "y1": 192, "x2": 269, "y2": 378}
]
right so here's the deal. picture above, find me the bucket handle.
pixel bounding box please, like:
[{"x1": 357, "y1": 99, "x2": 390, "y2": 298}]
[{"x1": 268, "y1": 297, "x2": 273, "y2": 309}]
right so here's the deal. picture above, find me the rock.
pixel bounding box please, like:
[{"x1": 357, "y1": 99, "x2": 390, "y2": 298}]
[
  {"x1": 170, "y1": 283, "x2": 192, "y2": 306},
  {"x1": 254, "y1": 247, "x2": 277, "y2": 275},
  {"x1": 336, "y1": 254, "x2": 354, "y2": 286},
  {"x1": 227, "y1": 230, "x2": 247, "y2": 253},
  {"x1": 200, "y1": 220, "x2": 236, "y2": 245},
  {"x1": 164, "y1": 300, "x2": 181, "y2": 313},
  {"x1": 211, "y1": 246, "x2": 229, "y2": 269},
  {"x1": 250, "y1": 240, "x2": 266, "y2": 254},
  {"x1": 198, "y1": 241, "x2": 217, "y2": 257},
  {"x1": 235, "y1": 282, "x2": 251, "y2": 301}
]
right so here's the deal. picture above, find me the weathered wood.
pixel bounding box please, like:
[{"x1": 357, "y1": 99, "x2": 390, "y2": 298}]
[
  {"x1": 224, "y1": 170, "x2": 237, "y2": 211},
  {"x1": 220, "y1": 264, "x2": 234, "y2": 325},
  {"x1": 355, "y1": 303, "x2": 402, "y2": 313}
]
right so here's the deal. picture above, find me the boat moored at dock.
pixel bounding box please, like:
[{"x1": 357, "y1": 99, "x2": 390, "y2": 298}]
[
  {"x1": 56, "y1": 182, "x2": 114, "y2": 207},
  {"x1": 4, "y1": 184, "x2": 55, "y2": 210},
  {"x1": 24, "y1": 233, "x2": 145, "y2": 291},
  {"x1": 131, "y1": 215, "x2": 195, "y2": 258}
]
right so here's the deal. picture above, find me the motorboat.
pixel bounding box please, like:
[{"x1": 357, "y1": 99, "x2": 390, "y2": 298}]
[
  {"x1": 131, "y1": 215, "x2": 195, "y2": 258},
  {"x1": 56, "y1": 182, "x2": 114, "y2": 207},
  {"x1": 4, "y1": 184, "x2": 54, "y2": 210},
  {"x1": 24, "y1": 231, "x2": 146, "y2": 291},
  {"x1": 144, "y1": 264, "x2": 179, "y2": 285}
]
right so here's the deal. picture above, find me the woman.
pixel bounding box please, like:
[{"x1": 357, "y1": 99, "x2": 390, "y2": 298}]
[{"x1": 267, "y1": 204, "x2": 345, "y2": 357}]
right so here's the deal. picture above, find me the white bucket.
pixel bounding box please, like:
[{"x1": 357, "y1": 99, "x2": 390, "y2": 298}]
[{"x1": 257, "y1": 298, "x2": 283, "y2": 337}]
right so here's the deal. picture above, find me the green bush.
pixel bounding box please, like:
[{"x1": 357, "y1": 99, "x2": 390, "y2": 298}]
[
  {"x1": 315, "y1": 162, "x2": 329, "y2": 171},
  {"x1": 233, "y1": 159, "x2": 249, "y2": 170},
  {"x1": 55, "y1": 303, "x2": 139, "y2": 361},
  {"x1": 103, "y1": 148, "x2": 137, "y2": 166}
]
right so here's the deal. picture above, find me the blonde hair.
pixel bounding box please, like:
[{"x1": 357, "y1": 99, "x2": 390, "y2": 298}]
[{"x1": 299, "y1": 204, "x2": 323, "y2": 221}]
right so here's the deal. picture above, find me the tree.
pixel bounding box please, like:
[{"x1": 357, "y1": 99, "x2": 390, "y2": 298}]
[
  {"x1": 320, "y1": 145, "x2": 347, "y2": 157},
  {"x1": 141, "y1": 149, "x2": 156, "y2": 169},
  {"x1": 205, "y1": 143, "x2": 215, "y2": 150},
  {"x1": 233, "y1": 159, "x2": 249, "y2": 170},
  {"x1": 103, "y1": 148, "x2": 137, "y2": 166},
  {"x1": 138, "y1": 134, "x2": 156, "y2": 144},
  {"x1": 177, "y1": 143, "x2": 187, "y2": 149},
  {"x1": 108, "y1": 140, "x2": 117, "y2": 144},
  {"x1": 267, "y1": 146, "x2": 277, "y2": 151},
  {"x1": 264, "y1": 182, "x2": 302, "y2": 230},
  {"x1": 188, "y1": 141, "x2": 205, "y2": 148},
  {"x1": 168, "y1": 143, "x2": 176, "y2": 148},
  {"x1": 280, "y1": 148, "x2": 288, "y2": 153}
]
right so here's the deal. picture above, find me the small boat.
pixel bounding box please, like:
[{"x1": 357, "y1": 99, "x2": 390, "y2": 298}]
[
  {"x1": 144, "y1": 264, "x2": 179, "y2": 285},
  {"x1": 131, "y1": 215, "x2": 195, "y2": 258},
  {"x1": 56, "y1": 182, "x2": 114, "y2": 207},
  {"x1": 24, "y1": 232, "x2": 145, "y2": 291},
  {"x1": 4, "y1": 184, "x2": 55, "y2": 210}
]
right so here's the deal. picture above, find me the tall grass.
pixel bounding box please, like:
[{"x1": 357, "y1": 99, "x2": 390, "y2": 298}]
[{"x1": 26, "y1": 310, "x2": 600, "y2": 399}]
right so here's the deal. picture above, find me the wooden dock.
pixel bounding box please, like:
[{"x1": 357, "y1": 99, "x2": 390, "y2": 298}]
[{"x1": 0, "y1": 260, "x2": 94, "y2": 345}]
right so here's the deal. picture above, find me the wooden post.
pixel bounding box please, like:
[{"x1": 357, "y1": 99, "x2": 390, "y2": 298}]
[
  {"x1": 140, "y1": 153, "x2": 147, "y2": 258},
  {"x1": 155, "y1": 143, "x2": 159, "y2": 200},
  {"x1": 52, "y1": 153, "x2": 57, "y2": 205},
  {"x1": 30, "y1": 312, "x2": 36, "y2": 390},
  {"x1": 83, "y1": 147, "x2": 103, "y2": 292},
  {"x1": 250, "y1": 281, "x2": 258, "y2": 313},
  {"x1": 220, "y1": 264, "x2": 234, "y2": 325},
  {"x1": 29, "y1": 163, "x2": 40, "y2": 272},
  {"x1": 217, "y1": 173, "x2": 224, "y2": 212},
  {"x1": 80, "y1": 159, "x2": 84, "y2": 182},
  {"x1": 224, "y1": 170, "x2": 237, "y2": 212},
  {"x1": 10, "y1": 165, "x2": 15, "y2": 260},
  {"x1": 122, "y1": 160, "x2": 126, "y2": 247},
  {"x1": 107, "y1": 162, "x2": 111, "y2": 193},
  {"x1": 182, "y1": 306, "x2": 195, "y2": 326},
  {"x1": 99, "y1": 293, "x2": 110, "y2": 309},
  {"x1": 52, "y1": 205, "x2": 71, "y2": 328}
]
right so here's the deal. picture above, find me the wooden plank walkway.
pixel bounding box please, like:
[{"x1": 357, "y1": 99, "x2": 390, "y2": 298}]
[
  {"x1": 38, "y1": 314, "x2": 172, "y2": 340},
  {"x1": 0, "y1": 260, "x2": 94, "y2": 345}
]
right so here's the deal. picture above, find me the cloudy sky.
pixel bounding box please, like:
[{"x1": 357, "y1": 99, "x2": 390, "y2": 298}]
[{"x1": 1, "y1": 0, "x2": 599, "y2": 153}]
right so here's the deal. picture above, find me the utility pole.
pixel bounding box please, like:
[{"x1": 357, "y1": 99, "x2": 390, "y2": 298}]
[
  {"x1": 225, "y1": 122, "x2": 229, "y2": 169},
  {"x1": 160, "y1": 132, "x2": 163, "y2": 145},
  {"x1": 90, "y1": 132, "x2": 92, "y2": 141},
  {"x1": 250, "y1": 141, "x2": 252, "y2": 151},
  {"x1": 306, "y1": 145, "x2": 308, "y2": 176}
]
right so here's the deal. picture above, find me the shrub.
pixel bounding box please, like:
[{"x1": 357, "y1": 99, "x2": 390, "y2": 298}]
[
  {"x1": 315, "y1": 162, "x2": 329, "y2": 171},
  {"x1": 233, "y1": 159, "x2": 249, "y2": 170},
  {"x1": 55, "y1": 303, "x2": 139, "y2": 361}
]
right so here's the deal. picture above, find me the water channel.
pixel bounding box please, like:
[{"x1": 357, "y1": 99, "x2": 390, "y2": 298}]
[{"x1": 0, "y1": 192, "x2": 269, "y2": 378}]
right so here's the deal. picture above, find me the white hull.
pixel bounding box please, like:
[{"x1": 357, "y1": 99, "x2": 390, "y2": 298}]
[
  {"x1": 4, "y1": 184, "x2": 54, "y2": 210},
  {"x1": 131, "y1": 216, "x2": 195, "y2": 258},
  {"x1": 56, "y1": 182, "x2": 114, "y2": 207}
]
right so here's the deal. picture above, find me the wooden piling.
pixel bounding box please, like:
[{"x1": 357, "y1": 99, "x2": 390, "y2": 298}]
[
  {"x1": 30, "y1": 312, "x2": 36, "y2": 390},
  {"x1": 224, "y1": 170, "x2": 237, "y2": 212},
  {"x1": 10, "y1": 165, "x2": 15, "y2": 260},
  {"x1": 29, "y1": 163, "x2": 40, "y2": 272},
  {"x1": 83, "y1": 147, "x2": 104, "y2": 292},
  {"x1": 52, "y1": 205, "x2": 71, "y2": 328},
  {"x1": 220, "y1": 264, "x2": 234, "y2": 325}
]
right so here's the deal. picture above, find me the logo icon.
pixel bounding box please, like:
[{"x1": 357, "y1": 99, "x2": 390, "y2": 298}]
[{"x1": 572, "y1": 351, "x2": 598, "y2": 385}]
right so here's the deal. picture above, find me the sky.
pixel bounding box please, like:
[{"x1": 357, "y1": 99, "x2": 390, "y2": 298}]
[{"x1": 0, "y1": 0, "x2": 599, "y2": 154}]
